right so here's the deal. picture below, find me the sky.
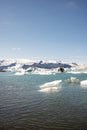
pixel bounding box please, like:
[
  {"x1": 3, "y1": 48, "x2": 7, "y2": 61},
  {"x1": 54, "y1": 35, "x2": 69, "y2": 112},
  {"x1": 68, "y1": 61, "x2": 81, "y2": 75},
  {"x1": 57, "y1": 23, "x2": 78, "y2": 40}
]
[{"x1": 0, "y1": 0, "x2": 87, "y2": 63}]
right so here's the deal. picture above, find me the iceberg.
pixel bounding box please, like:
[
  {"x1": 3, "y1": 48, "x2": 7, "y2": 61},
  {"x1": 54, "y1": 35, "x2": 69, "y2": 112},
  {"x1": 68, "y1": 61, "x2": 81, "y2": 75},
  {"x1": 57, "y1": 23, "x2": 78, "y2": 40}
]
[
  {"x1": 39, "y1": 87, "x2": 61, "y2": 93},
  {"x1": 15, "y1": 71, "x2": 28, "y2": 75},
  {"x1": 40, "y1": 80, "x2": 62, "y2": 89},
  {"x1": 39, "y1": 80, "x2": 62, "y2": 93},
  {"x1": 1, "y1": 59, "x2": 87, "y2": 75},
  {"x1": 80, "y1": 80, "x2": 87, "y2": 87},
  {"x1": 64, "y1": 77, "x2": 80, "y2": 84}
]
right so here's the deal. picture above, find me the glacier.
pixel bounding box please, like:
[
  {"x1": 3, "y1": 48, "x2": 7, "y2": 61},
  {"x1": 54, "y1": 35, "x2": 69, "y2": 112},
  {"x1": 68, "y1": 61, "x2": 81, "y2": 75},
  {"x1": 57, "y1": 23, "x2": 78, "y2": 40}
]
[{"x1": 0, "y1": 59, "x2": 87, "y2": 75}]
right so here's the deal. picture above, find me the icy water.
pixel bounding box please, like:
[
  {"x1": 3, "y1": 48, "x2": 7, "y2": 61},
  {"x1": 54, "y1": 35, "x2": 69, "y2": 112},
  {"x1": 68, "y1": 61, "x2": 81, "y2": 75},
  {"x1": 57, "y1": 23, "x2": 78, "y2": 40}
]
[{"x1": 0, "y1": 72, "x2": 87, "y2": 130}]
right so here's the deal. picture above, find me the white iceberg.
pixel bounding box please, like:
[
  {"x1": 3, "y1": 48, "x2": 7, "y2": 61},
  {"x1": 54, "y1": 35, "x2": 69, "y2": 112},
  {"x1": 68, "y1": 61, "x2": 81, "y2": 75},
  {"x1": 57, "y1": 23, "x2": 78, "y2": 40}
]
[
  {"x1": 39, "y1": 80, "x2": 62, "y2": 93},
  {"x1": 64, "y1": 77, "x2": 80, "y2": 84},
  {"x1": 80, "y1": 80, "x2": 87, "y2": 87}
]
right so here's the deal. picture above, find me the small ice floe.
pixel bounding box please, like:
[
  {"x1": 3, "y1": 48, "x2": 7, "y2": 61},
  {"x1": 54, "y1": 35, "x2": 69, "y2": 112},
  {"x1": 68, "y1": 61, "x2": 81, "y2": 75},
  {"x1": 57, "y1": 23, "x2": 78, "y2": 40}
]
[
  {"x1": 64, "y1": 77, "x2": 80, "y2": 84},
  {"x1": 68, "y1": 71, "x2": 81, "y2": 74},
  {"x1": 83, "y1": 72, "x2": 87, "y2": 74},
  {"x1": 39, "y1": 80, "x2": 62, "y2": 93},
  {"x1": 32, "y1": 68, "x2": 54, "y2": 75},
  {"x1": 15, "y1": 71, "x2": 27, "y2": 75},
  {"x1": 69, "y1": 71, "x2": 87, "y2": 74},
  {"x1": 33, "y1": 71, "x2": 53, "y2": 75},
  {"x1": 39, "y1": 87, "x2": 60, "y2": 93},
  {"x1": 80, "y1": 80, "x2": 87, "y2": 87}
]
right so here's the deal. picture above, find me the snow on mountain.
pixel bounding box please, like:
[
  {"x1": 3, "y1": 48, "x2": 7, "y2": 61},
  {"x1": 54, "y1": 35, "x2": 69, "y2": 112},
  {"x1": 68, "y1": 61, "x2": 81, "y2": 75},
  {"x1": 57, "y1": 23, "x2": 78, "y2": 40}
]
[
  {"x1": 0, "y1": 59, "x2": 77, "y2": 67},
  {"x1": 1, "y1": 58, "x2": 86, "y2": 74}
]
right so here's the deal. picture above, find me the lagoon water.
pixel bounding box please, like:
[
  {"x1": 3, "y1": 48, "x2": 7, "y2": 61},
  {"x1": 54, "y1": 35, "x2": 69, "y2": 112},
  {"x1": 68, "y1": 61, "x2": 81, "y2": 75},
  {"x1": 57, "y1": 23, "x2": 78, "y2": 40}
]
[{"x1": 0, "y1": 72, "x2": 87, "y2": 130}]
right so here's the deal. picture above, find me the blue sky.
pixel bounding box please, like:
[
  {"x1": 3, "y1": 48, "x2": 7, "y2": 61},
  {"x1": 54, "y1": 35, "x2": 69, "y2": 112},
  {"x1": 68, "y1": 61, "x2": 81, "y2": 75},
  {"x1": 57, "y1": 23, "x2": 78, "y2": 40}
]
[{"x1": 0, "y1": 0, "x2": 87, "y2": 63}]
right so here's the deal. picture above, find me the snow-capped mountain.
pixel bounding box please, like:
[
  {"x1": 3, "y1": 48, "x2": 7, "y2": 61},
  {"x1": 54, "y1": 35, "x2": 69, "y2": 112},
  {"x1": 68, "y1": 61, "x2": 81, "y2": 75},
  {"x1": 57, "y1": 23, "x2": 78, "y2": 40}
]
[
  {"x1": 0, "y1": 59, "x2": 87, "y2": 75},
  {"x1": 0, "y1": 59, "x2": 72, "y2": 70}
]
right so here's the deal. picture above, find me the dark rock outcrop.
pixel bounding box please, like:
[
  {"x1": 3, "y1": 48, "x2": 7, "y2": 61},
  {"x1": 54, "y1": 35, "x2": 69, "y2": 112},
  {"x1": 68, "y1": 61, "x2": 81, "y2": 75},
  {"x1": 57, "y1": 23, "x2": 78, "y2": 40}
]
[
  {"x1": 22, "y1": 62, "x2": 71, "y2": 70},
  {"x1": 0, "y1": 62, "x2": 16, "y2": 70},
  {"x1": 58, "y1": 67, "x2": 65, "y2": 72}
]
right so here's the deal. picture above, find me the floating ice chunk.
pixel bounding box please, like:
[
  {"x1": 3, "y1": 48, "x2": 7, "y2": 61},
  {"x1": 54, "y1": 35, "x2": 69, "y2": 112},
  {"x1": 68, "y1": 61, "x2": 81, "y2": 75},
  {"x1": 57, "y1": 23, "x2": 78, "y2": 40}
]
[
  {"x1": 83, "y1": 72, "x2": 87, "y2": 74},
  {"x1": 40, "y1": 80, "x2": 62, "y2": 89},
  {"x1": 80, "y1": 80, "x2": 87, "y2": 87},
  {"x1": 39, "y1": 86, "x2": 61, "y2": 93},
  {"x1": 15, "y1": 71, "x2": 27, "y2": 75},
  {"x1": 32, "y1": 68, "x2": 55, "y2": 75},
  {"x1": 64, "y1": 77, "x2": 80, "y2": 84},
  {"x1": 39, "y1": 80, "x2": 62, "y2": 93},
  {"x1": 68, "y1": 71, "x2": 81, "y2": 74},
  {"x1": 33, "y1": 71, "x2": 53, "y2": 75}
]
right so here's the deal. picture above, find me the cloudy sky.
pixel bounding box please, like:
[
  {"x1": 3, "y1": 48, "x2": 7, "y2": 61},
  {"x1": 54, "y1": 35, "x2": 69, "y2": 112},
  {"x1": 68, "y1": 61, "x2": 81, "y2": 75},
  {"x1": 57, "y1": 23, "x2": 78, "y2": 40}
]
[{"x1": 0, "y1": 0, "x2": 87, "y2": 63}]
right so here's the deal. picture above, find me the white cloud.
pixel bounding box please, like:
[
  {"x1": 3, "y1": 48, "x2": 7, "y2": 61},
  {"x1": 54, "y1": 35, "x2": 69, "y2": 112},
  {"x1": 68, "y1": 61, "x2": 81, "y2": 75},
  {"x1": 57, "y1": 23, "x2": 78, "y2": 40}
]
[
  {"x1": 17, "y1": 48, "x2": 21, "y2": 50},
  {"x1": 12, "y1": 48, "x2": 16, "y2": 50},
  {"x1": 12, "y1": 48, "x2": 21, "y2": 51}
]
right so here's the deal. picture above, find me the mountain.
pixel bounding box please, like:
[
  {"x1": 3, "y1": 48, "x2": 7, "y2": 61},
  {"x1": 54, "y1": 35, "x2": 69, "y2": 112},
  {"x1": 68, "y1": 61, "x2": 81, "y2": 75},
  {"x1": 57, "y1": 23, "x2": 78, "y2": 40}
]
[
  {"x1": 0, "y1": 59, "x2": 73, "y2": 70},
  {"x1": 22, "y1": 60, "x2": 71, "y2": 69}
]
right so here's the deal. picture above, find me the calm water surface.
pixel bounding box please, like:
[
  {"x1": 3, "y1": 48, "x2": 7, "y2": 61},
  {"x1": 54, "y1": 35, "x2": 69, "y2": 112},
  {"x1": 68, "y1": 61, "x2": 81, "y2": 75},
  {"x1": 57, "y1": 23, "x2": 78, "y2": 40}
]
[{"x1": 0, "y1": 72, "x2": 87, "y2": 130}]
